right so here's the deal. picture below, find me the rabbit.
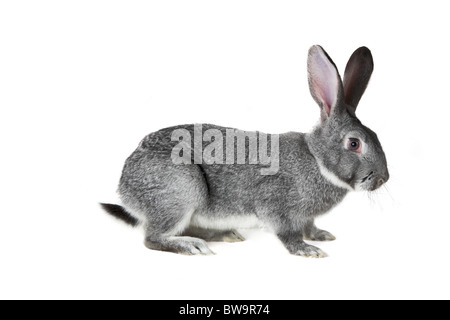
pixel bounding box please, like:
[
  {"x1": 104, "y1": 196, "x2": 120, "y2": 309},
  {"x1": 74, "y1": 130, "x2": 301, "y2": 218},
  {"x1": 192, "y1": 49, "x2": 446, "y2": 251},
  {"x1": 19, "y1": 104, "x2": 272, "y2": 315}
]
[{"x1": 101, "y1": 45, "x2": 389, "y2": 257}]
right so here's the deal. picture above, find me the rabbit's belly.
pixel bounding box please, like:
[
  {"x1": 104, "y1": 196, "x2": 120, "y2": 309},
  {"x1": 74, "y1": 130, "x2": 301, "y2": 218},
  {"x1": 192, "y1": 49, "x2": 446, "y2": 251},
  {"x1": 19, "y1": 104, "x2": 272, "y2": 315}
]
[{"x1": 190, "y1": 212, "x2": 264, "y2": 230}]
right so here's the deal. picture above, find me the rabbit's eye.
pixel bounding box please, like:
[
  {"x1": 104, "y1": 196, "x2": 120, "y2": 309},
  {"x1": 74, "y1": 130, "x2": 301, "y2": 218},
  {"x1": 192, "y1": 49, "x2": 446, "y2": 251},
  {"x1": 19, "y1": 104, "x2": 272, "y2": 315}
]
[{"x1": 347, "y1": 138, "x2": 362, "y2": 153}]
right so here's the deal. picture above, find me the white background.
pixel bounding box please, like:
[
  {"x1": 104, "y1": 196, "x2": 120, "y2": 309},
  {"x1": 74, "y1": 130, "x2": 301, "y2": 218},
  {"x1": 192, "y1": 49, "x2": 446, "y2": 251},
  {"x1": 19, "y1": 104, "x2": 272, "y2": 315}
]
[{"x1": 1, "y1": 1, "x2": 449, "y2": 300}]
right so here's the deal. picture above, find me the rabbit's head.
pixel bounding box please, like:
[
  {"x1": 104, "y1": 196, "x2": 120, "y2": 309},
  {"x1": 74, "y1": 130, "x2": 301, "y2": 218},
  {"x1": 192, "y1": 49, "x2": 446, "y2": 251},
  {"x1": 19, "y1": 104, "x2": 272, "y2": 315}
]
[{"x1": 307, "y1": 45, "x2": 388, "y2": 192}]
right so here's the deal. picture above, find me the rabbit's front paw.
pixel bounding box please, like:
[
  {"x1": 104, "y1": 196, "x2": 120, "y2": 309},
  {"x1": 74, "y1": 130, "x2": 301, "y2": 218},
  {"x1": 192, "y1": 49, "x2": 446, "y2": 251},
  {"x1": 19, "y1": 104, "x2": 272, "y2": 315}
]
[
  {"x1": 305, "y1": 229, "x2": 336, "y2": 242},
  {"x1": 294, "y1": 243, "x2": 327, "y2": 258}
]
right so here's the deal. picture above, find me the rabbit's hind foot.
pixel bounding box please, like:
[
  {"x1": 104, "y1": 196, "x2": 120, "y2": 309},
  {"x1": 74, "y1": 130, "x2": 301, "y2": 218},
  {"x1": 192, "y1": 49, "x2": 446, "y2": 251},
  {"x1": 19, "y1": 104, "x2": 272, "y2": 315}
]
[{"x1": 144, "y1": 236, "x2": 215, "y2": 255}]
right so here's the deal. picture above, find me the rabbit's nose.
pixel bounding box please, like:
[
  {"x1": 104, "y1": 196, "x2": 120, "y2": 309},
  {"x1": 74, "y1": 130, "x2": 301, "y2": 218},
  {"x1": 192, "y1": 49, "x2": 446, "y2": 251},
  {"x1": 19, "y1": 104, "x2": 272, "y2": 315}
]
[
  {"x1": 382, "y1": 170, "x2": 389, "y2": 183},
  {"x1": 376, "y1": 173, "x2": 389, "y2": 188}
]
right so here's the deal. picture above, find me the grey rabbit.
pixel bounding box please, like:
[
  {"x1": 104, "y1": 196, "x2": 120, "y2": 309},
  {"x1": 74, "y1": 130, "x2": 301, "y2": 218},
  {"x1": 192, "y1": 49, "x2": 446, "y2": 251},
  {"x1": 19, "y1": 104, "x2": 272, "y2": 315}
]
[{"x1": 101, "y1": 45, "x2": 389, "y2": 257}]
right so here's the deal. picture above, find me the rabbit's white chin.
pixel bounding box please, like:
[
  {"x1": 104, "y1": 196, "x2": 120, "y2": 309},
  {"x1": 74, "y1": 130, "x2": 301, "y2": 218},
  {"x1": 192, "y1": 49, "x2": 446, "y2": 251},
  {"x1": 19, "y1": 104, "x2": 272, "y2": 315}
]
[{"x1": 355, "y1": 183, "x2": 369, "y2": 192}]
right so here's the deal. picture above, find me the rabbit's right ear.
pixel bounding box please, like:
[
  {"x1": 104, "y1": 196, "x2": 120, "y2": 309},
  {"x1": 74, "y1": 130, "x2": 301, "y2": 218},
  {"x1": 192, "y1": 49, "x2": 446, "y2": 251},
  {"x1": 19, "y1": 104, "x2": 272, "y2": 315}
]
[
  {"x1": 343, "y1": 47, "x2": 373, "y2": 111},
  {"x1": 307, "y1": 45, "x2": 344, "y2": 119}
]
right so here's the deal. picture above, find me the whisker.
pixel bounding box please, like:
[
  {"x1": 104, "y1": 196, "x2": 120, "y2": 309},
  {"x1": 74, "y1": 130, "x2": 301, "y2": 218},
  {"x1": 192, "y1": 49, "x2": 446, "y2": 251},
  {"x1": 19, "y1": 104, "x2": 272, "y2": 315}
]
[
  {"x1": 367, "y1": 190, "x2": 376, "y2": 207},
  {"x1": 382, "y1": 184, "x2": 395, "y2": 204},
  {"x1": 367, "y1": 189, "x2": 385, "y2": 211}
]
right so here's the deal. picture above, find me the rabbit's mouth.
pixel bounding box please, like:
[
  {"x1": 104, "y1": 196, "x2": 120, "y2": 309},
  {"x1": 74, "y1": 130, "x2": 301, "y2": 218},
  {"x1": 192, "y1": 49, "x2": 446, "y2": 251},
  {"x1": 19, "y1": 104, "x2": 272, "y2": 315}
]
[
  {"x1": 358, "y1": 171, "x2": 376, "y2": 191},
  {"x1": 361, "y1": 171, "x2": 374, "y2": 183}
]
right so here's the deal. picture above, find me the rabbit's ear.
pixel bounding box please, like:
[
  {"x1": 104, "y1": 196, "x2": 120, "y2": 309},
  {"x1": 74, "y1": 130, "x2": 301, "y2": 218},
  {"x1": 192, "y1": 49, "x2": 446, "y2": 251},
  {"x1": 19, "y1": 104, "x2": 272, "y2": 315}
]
[
  {"x1": 343, "y1": 47, "x2": 373, "y2": 110},
  {"x1": 308, "y1": 45, "x2": 344, "y2": 118}
]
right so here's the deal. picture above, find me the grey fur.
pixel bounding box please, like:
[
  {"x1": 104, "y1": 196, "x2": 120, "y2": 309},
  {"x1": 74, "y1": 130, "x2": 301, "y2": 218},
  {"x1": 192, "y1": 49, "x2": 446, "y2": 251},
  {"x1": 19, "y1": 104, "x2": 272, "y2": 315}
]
[{"x1": 102, "y1": 45, "x2": 389, "y2": 257}]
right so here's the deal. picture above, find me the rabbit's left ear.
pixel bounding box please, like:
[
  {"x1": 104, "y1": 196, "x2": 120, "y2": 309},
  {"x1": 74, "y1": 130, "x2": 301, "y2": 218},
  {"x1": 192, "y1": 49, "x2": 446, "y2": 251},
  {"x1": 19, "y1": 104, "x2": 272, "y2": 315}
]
[{"x1": 343, "y1": 47, "x2": 374, "y2": 110}]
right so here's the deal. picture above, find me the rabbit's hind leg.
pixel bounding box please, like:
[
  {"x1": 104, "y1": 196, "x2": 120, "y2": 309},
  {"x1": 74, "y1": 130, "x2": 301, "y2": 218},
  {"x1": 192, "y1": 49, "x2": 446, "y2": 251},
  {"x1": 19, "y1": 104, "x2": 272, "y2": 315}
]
[
  {"x1": 144, "y1": 208, "x2": 215, "y2": 255},
  {"x1": 121, "y1": 159, "x2": 213, "y2": 255}
]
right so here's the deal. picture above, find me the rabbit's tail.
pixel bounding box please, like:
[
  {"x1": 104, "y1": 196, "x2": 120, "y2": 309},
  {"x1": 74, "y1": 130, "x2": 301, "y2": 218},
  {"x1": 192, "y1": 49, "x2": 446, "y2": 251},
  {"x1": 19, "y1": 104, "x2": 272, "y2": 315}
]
[{"x1": 100, "y1": 203, "x2": 140, "y2": 227}]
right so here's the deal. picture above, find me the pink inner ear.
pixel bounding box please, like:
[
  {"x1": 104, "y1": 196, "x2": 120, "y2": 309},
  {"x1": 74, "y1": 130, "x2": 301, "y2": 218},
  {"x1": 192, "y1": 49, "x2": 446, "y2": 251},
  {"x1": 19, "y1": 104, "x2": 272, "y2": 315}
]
[
  {"x1": 315, "y1": 80, "x2": 332, "y2": 116},
  {"x1": 310, "y1": 49, "x2": 339, "y2": 116}
]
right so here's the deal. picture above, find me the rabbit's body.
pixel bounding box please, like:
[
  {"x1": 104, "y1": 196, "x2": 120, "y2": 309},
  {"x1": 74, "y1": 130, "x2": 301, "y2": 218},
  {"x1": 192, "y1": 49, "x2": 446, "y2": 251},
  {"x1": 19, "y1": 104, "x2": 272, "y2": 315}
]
[
  {"x1": 101, "y1": 45, "x2": 389, "y2": 257},
  {"x1": 118, "y1": 124, "x2": 347, "y2": 245}
]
